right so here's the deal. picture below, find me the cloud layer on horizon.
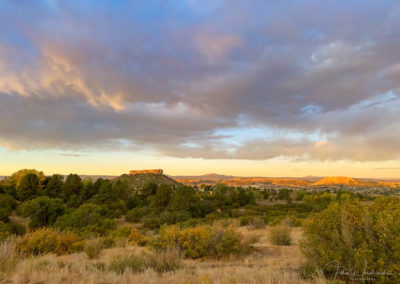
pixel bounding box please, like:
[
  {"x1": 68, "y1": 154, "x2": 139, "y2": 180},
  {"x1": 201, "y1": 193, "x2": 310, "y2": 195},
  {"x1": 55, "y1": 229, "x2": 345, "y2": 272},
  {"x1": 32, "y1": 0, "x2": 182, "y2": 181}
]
[{"x1": 1, "y1": 0, "x2": 400, "y2": 162}]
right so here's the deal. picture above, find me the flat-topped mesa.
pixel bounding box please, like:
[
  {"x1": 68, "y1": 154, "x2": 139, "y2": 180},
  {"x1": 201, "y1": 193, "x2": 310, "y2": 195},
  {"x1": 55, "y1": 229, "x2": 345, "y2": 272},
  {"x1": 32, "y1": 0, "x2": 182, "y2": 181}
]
[{"x1": 129, "y1": 169, "x2": 163, "y2": 175}]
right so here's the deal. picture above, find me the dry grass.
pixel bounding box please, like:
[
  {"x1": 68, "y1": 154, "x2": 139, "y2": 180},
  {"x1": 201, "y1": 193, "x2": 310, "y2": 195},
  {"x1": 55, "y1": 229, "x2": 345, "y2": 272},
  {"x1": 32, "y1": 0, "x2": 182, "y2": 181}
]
[
  {"x1": 4, "y1": 227, "x2": 325, "y2": 284},
  {"x1": 268, "y1": 225, "x2": 292, "y2": 246},
  {"x1": 0, "y1": 238, "x2": 21, "y2": 281}
]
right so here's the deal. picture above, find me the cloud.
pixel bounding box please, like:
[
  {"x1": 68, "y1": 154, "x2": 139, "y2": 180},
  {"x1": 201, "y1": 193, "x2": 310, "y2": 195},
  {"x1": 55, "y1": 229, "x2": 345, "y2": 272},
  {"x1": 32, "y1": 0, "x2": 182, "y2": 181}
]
[{"x1": 0, "y1": 1, "x2": 400, "y2": 162}]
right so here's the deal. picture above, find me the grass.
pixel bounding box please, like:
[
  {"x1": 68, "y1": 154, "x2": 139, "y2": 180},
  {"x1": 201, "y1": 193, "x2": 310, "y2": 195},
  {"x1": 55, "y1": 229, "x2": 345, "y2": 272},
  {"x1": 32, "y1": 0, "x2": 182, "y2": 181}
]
[
  {"x1": 3, "y1": 227, "x2": 324, "y2": 284},
  {"x1": 269, "y1": 225, "x2": 292, "y2": 246},
  {"x1": 0, "y1": 238, "x2": 20, "y2": 281}
]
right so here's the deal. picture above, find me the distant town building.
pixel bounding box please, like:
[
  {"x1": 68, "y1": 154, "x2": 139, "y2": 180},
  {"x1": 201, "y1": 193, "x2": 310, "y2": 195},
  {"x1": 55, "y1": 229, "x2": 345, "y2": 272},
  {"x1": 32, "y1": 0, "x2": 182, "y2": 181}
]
[{"x1": 129, "y1": 169, "x2": 163, "y2": 175}]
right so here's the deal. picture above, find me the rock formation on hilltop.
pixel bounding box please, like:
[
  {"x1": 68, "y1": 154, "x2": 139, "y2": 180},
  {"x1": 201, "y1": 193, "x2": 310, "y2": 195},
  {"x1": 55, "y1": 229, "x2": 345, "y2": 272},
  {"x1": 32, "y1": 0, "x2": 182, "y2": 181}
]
[{"x1": 129, "y1": 169, "x2": 163, "y2": 175}]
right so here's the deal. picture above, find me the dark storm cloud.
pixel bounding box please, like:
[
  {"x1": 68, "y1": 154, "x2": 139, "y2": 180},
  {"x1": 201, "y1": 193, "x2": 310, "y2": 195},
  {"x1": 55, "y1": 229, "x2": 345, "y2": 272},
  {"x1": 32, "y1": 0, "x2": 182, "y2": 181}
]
[{"x1": 0, "y1": 0, "x2": 400, "y2": 161}]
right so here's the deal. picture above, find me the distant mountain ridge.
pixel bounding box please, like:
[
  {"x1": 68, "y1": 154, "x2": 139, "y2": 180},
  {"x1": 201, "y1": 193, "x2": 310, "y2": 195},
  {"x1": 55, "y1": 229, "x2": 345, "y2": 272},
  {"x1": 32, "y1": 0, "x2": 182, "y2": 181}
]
[{"x1": 174, "y1": 174, "x2": 400, "y2": 188}]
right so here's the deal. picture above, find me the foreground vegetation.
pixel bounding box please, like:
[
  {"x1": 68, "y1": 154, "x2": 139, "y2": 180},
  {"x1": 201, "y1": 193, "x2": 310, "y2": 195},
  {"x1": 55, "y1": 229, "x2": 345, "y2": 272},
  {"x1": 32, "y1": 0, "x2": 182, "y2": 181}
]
[{"x1": 1, "y1": 169, "x2": 399, "y2": 282}]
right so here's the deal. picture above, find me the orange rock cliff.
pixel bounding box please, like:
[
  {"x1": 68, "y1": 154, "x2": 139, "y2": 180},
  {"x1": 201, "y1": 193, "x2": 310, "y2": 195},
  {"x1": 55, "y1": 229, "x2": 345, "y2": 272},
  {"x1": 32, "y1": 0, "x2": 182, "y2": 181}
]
[{"x1": 129, "y1": 169, "x2": 163, "y2": 175}]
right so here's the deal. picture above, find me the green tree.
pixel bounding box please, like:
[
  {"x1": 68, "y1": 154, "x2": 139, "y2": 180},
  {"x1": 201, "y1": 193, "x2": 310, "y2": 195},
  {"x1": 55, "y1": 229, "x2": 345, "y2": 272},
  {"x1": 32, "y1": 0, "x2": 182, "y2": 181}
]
[
  {"x1": 17, "y1": 173, "x2": 39, "y2": 201},
  {"x1": 278, "y1": 188, "x2": 290, "y2": 200},
  {"x1": 140, "y1": 182, "x2": 158, "y2": 201},
  {"x1": 54, "y1": 203, "x2": 115, "y2": 236},
  {"x1": 151, "y1": 184, "x2": 173, "y2": 208},
  {"x1": 18, "y1": 196, "x2": 64, "y2": 228},
  {"x1": 62, "y1": 174, "x2": 83, "y2": 201},
  {"x1": 0, "y1": 194, "x2": 17, "y2": 222},
  {"x1": 44, "y1": 174, "x2": 64, "y2": 198}
]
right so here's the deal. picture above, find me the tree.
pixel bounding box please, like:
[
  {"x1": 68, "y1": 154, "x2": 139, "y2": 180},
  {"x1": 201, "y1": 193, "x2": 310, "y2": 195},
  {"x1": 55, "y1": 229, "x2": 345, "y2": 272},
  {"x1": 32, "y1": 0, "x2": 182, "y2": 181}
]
[
  {"x1": 7, "y1": 169, "x2": 46, "y2": 188},
  {"x1": 18, "y1": 196, "x2": 64, "y2": 228},
  {"x1": 54, "y1": 204, "x2": 115, "y2": 236},
  {"x1": 0, "y1": 194, "x2": 17, "y2": 222},
  {"x1": 141, "y1": 182, "x2": 158, "y2": 200},
  {"x1": 44, "y1": 174, "x2": 64, "y2": 198},
  {"x1": 17, "y1": 173, "x2": 39, "y2": 201},
  {"x1": 168, "y1": 185, "x2": 204, "y2": 217},
  {"x1": 151, "y1": 184, "x2": 173, "y2": 208},
  {"x1": 62, "y1": 174, "x2": 83, "y2": 201}
]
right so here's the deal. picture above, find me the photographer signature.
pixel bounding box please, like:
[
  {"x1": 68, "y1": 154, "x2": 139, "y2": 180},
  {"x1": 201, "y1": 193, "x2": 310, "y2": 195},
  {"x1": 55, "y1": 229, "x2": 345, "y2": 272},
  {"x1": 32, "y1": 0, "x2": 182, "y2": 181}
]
[{"x1": 323, "y1": 259, "x2": 394, "y2": 283}]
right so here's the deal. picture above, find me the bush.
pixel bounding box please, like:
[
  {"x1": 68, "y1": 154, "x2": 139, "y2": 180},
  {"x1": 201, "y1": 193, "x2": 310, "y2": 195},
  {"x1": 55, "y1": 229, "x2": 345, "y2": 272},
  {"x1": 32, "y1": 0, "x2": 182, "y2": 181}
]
[
  {"x1": 0, "y1": 222, "x2": 26, "y2": 238},
  {"x1": 16, "y1": 228, "x2": 78, "y2": 256},
  {"x1": 109, "y1": 250, "x2": 182, "y2": 275},
  {"x1": 145, "y1": 249, "x2": 182, "y2": 274},
  {"x1": 152, "y1": 224, "x2": 251, "y2": 259},
  {"x1": 17, "y1": 196, "x2": 64, "y2": 228},
  {"x1": 129, "y1": 228, "x2": 150, "y2": 246},
  {"x1": 0, "y1": 194, "x2": 16, "y2": 222},
  {"x1": 54, "y1": 204, "x2": 115, "y2": 236},
  {"x1": 249, "y1": 217, "x2": 265, "y2": 230},
  {"x1": 142, "y1": 217, "x2": 160, "y2": 230},
  {"x1": 109, "y1": 252, "x2": 146, "y2": 274},
  {"x1": 110, "y1": 226, "x2": 132, "y2": 239},
  {"x1": 269, "y1": 225, "x2": 292, "y2": 246},
  {"x1": 125, "y1": 207, "x2": 151, "y2": 223},
  {"x1": 239, "y1": 216, "x2": 253, "y2": 226},
  {"x1": 84, "y1": 239, "x2": 103, "y2": 259},
  {"x1": 213, "y1": 225, "x2": 243, "y2": 257},
  {"x1": 178, "y1": 226, "x2": 213, "y2": 258},
  {"x1": 301, "y1": 198, "x2": 400, "y2": 281}
]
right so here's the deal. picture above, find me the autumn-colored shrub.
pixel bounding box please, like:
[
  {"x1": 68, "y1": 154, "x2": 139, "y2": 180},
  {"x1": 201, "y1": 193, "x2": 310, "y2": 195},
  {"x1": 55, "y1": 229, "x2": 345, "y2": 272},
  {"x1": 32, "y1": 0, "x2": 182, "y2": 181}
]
[
  {"x1": 152, "y1": 224, "x2": 251, "y2": 259},
  {"x1": 129, "y1": 228, "x2": 150, "y2": 246},
  {"x1": 269, "y1": 225, "x2": 292, "y2": 246},
  {"x1": 16, "y1": 228, "x2": 78, "y2": 256},
  {"x1": 301, "y1": 197, "x2": 400, "y2": 282},
  {"x1": 178, "y1": 226, "x2": 213, "y2": 258}
]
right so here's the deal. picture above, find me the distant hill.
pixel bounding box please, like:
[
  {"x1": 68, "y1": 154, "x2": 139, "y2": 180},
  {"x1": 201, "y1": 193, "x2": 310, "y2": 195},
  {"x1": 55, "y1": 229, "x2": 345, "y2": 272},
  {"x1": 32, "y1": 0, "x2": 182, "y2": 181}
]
[
  {"x1": 174, "y1": 173, "x2": 235, "y2": 180},
  {"x1": 312, "y1": 176, "x2": 362, "y2": 186},
  {"x1": 115, "y1": 173, "x2": 180, "y2": 190}
]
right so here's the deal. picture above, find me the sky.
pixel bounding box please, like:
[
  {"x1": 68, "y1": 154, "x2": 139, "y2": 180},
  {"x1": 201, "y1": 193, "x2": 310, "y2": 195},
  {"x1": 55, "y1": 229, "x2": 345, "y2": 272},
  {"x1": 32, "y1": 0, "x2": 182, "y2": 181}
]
[{"x1": 0, "y1": 0, "x2": 400, "y2": 178}]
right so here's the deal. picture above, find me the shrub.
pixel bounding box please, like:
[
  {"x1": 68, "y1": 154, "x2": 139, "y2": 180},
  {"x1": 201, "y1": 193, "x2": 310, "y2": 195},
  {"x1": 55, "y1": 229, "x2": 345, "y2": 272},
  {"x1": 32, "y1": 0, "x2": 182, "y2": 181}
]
[
  {"x1": 0, "y1": 194, "x2": 16, "y2": 222},
  {"x1": 129, "y1": 228, "x2": 150, "y2": 246},
  {"x1": 0, "y1": 221, "x2": 26, "y2": 237},
  {"x1": 125, "y1": 207, "x2": 152, "y2": 223},
  {"x1": 110, "y1": 226, "x2": 132, "y2": 239},
  {"x1": 239, "y1": 216, "x2": 253, "y2": 226},
  {"x1": 178, "y1": 226, "x2": 213, "y2": 258},
  {"x1": 109, "y1": 250, "x2": 182, "y2": 275},
  {"x1": 269, "y1": 225, "x2": 292, "y2": 246},
  {"x1": 54, "y1": 204, "x2": 115, "y2": 236},
  {"x1": 145, "y1": 249, "x2": 182, "y2": 274},
  {"x1": 17, "y1": 196, "x2": 64, "y2": 228},
  {"x1": 16, "y1": 228, "x2": 78, "y2": 256},
  {"x1": 152, "y1": 224, "x2": 251, "y2": 259},
  {"x1": 159, "y1": 210, "x2": 191, "y2": 225},
  {"x1": 249, "y1": 217, "x2": 265, "y2": 230},
  {"x1": 213, "y1": 225, "x2": 243, "y2": 257},
  {"x1": 301, "y1": 198, "x2": 400, "y2": 282},
  {"x1": 84, "y1": 239, "x2": 103, "y2": 259},
  {"x1": 142, "y1": 217, "x2": 160, "y2": 230},
  {"x1": 109, "y1": 252, "x2": 146, "y2": 274}
]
